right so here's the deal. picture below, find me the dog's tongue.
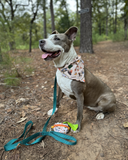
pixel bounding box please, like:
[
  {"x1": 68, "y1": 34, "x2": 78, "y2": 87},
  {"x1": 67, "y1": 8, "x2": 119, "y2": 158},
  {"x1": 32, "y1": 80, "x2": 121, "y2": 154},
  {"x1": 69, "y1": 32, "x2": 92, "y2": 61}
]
[{"x1": 42, "y1": 53, "x2": 52, "y2": 59}]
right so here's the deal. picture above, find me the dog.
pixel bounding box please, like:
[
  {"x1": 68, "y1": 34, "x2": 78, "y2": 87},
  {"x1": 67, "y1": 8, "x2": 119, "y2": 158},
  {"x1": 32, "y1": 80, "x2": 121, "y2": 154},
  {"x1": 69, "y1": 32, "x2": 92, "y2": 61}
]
[{"x1": 39, "y1": 26, "x2": 116, "y2": 132}]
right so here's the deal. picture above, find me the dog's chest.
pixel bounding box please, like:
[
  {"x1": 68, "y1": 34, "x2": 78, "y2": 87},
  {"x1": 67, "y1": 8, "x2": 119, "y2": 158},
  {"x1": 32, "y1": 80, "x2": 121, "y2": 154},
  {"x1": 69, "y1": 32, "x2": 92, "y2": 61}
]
[{"x1": 56, "y1": 69, "x2": 74, "y2": 97}]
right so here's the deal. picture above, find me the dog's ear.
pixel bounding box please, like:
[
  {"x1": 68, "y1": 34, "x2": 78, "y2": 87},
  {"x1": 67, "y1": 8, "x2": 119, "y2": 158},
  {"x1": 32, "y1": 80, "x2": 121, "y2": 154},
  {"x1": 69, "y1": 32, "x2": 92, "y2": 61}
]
[
  {"x1": 52, "y1": 30, "x2": 59, "y2": 34},
  {"x1": 65, "y1": 26, "x2": 78, "y2": 41}
]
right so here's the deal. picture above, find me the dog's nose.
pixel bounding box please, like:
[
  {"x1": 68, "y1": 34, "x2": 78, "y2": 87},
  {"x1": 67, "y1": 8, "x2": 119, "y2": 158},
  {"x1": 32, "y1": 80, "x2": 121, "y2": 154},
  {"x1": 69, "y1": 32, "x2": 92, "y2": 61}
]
[{"x1": 39, "y1": 40, "x2": 45, "y2": 46}]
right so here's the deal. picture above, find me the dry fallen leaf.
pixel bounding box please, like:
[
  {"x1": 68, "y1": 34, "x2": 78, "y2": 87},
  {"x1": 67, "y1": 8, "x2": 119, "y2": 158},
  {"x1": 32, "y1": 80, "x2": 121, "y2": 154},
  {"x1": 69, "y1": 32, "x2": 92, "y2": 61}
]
[
  {"x1": 0, "y1": 118, "x2": 4, "y2": 124},
  {"x1": 123, "y1": 122, "x2": 128, "y2": 128},
  {"x1": 43, "y1": 112, "x2": 46, "y2": 116},
  {"x1": 6, "y1": 108, "x2": 12, "y2": 113},
  {"x1": 0, "y1": 104, "x2": 5, "y2": 108},
  {"x1": 50, "y1": 97, "x2": 53, "y2": 101},
  {"x1": 22, "y1": 110, "x2": 26, "y2": 117},
  {"x1": 29, "y1": 106, "x2": 38, "y2": 109},
  {"x1": 22, "y1": 105, "x2": 30, "y2": 110},
  {"x1": 17, "y1": 117, "x2": 27, "y2": 123},
  {"x1": 41, "y1": 141, "x2": 45, "y2": 148},
  {"x1": 31, "y1": 107, "x2": 41, "y2": 112},
  {"x1": 42, "y1": 96, "x2": 45, "y2": 100},
  {"x1": 51, "y1": 85, "x2": 54, "y2": 88}
]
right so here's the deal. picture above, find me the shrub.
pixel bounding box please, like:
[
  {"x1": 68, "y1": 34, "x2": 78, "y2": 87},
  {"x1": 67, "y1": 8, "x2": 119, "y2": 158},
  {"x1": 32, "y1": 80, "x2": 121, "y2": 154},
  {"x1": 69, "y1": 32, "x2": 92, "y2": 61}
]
[
  {"x1": 110, "y1": 29, "x2": 126, "y2": 42},
  {"x1": 1, "y1": 52, "x2": 34, "y2": 86},
  {"x1": 4, "y1": 71, "x2": 21, "y2": 86}
]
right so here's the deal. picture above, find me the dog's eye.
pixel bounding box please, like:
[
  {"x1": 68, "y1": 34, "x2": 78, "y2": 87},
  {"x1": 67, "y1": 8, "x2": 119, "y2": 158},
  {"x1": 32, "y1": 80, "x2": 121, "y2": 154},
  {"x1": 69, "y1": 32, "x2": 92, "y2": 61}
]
[{"x1": 54, "y1": 37, "x2": 60, "y2": 41}]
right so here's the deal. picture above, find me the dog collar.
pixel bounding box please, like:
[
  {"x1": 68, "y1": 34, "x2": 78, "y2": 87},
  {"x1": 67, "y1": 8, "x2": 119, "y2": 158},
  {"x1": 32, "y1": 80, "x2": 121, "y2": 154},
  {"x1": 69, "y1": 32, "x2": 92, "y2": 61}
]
[{"x1": 58, "y1": 55, "x2": 85, "y2": 83}]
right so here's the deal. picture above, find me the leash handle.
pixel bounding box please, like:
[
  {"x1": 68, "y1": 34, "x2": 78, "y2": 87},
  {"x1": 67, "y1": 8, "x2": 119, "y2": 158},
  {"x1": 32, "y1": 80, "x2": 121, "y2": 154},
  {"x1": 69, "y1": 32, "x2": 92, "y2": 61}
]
[{"x1": 4, "y1": 76, "x2": 77, "y2": 151}]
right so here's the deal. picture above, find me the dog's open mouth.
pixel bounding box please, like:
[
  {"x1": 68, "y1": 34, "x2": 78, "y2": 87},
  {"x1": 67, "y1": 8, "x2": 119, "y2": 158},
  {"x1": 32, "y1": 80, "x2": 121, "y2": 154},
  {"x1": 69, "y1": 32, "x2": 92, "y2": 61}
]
[{"x1": 41, "y1": 49, "x2": 61, "y2": 60}]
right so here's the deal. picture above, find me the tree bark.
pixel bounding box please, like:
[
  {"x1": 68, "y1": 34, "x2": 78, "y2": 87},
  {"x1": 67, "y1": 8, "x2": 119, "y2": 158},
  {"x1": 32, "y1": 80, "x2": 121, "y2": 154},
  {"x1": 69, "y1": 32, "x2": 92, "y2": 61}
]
[
  {"x1": 124, "y1": 0, "x2": 128, "y2": 40},
  {"x1": 29, "y1": 0, "x2": 39, "y2": 52},
  {"x1": 50, "y1": 0, "x2": 55, "y2": 31},
  {"x1": 80, "y1": 0, "x2": 94, "y2": 53},
  {"x1": 124, "y1": 18, "x2": 128, "y2": 40},
  {"x1": 114, "y1": 0, "x2": 117, "y2": 34},
  {"x1": 97, "y1": 7, "x2": 102, "y2": 36},
  {"x1": 98, "y1": 23, "x2": 102, "y2": 35},
  {"x1": 0, "y1": 47, "x2": 3, "y2": 63},
  {"x1": 29, "y1": 22, "x2": 37, "y2": 53},
  {"x1": 29, "y1": 22, "x2": 32, "y2": 53},
  {"x1": 43, "y1": 0, "x2": 47, "y2": 38},
  {"x1": 64, "y1": 1, "x2": 70, "y2": 28},
  {"x1": 112, "y1": 0, "x2": 115, "y2": 34},
  {"x1": 105, "y1": 1, "x2": 108, "y2": 36},
  {"x1": 7, "y1": 0, "x2": 15, "y2": 50},
  {"x1": 76, "y1": 0, "x2": 79, "y2": 26}
]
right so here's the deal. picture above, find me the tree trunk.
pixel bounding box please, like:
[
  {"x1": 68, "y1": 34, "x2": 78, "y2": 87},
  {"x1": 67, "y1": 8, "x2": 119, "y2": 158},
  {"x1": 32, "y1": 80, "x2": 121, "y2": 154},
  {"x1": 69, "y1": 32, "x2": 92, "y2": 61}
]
[
  {"x1": 97, "y1": 9, "x2": 101, "y2": 35},
  {"x1": 9, "y1": 40, "x2": 15, "y2": 50},
  {"x1": 29, "y1": 22, "x2": 32, "y2": 53},
  {"x1": 124, "y1": 18, "x2": 128, "y2": 40},
  {"x1": 35, "y1": 28, "x2": 38, "y2": 41},
  {"x1": 9, "y1": 26, "x2": 15, "y2": 50},
  {"x1": 76, "y1": 0, "x2": 79, "y2": 26},
  {"x1": 43, "y1": 0, "x2": 47, "y2": 38},
  {"x1": 105, "y1": 1, "x2": 108, "y2": 36},
  {"x1": 28, "y1": 0, "x2": 39, "y2": 52},
  {"x1": 98, "y1": 23, "x2": 102, "y2": 35},
  {"x1": 124, "y1": 0, "x2": 128, "y2": 40},
  {"x1": 112, "y1": 0, "x2": 115, "y2": 34},
  {"x1": 114, "y1": 0, "x2": 117, "y2": 34},
  {"x1": 80, "y1": 0, "x2": 94, "y2": 53},
  {"x1": 9, "y1": 0, "x2": 15, "y2": 50},
  {"x1": 0, "y1": 47, "x2": 3, "y2": 63},
  {"x1": 50, "y1": 0, "x2": 55, "y2": 31},
  {"x1": 64, "y1": 1, "x2": 70, "y2": 28}
]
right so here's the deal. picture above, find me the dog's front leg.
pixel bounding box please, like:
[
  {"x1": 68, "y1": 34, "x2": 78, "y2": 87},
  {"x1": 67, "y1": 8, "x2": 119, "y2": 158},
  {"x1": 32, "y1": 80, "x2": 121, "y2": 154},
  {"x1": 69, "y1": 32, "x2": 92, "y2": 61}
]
[
  {"x1": 71, "y1": 81, "x2": 85, "y2": 132},
  {"x1": 57, "y1": 86, "x2": 64, "y2": 108},
  {"x1": 74, "y1": 93, "x2": 84, "y2": 132}
]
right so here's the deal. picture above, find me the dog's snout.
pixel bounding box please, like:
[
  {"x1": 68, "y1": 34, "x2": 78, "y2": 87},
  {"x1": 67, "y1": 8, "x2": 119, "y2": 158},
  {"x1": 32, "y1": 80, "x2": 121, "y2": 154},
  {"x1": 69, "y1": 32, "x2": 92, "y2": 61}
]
[{"x1": 39, "y1": 39, "x2": 45, "y2": 46}]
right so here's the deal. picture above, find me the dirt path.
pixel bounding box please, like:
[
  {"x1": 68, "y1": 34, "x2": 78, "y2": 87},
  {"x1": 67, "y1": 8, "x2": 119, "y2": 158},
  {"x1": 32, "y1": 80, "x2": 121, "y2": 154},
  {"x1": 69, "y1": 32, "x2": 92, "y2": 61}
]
[{"x1": 0, "y1": 41, "x2": 128, "y2": 160}]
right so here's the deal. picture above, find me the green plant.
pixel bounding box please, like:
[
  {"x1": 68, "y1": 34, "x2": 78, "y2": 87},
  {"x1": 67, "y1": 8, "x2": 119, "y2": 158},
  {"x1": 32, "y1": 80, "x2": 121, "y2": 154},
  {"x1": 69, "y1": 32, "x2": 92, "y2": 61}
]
[
  {"x1": 74, "y1": 36, "x2": 80, "y2": 46},
  {"x1": 24, "y1": 66, "x2": 34, "y2": 74},
  {"x1": 92, "y1": 33, "x2": 110, "y2": 44},
  {"x1": 110, "y1": 29, "x2": 126, "y2": 42},
  {"x1": 1, "y1": 51, "x2": 34, "y2": 86},
  {"x1": 4, "y1": 71, "x2": 21, "y2": 86},
  {"x1": 1, "y1": 53, "x2": 13, "y2": 68}
]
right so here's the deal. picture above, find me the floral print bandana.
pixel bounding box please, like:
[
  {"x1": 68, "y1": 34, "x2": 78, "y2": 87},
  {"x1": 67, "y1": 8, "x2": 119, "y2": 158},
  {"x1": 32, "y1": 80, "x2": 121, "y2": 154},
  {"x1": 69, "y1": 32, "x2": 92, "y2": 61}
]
[{"x1": 58, "y1": 55, "x2": 85, "y2": 83}]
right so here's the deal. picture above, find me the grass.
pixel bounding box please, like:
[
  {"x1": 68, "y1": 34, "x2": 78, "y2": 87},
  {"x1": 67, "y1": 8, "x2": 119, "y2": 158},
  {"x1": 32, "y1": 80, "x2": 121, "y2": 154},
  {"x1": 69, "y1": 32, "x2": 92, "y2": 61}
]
[
  {"x1": 1, "y1": 52, "x2": 34, "y2": 86},
  {"x1": 4, "y1": 71, "x2": 21, "y2": 86},
  {"x1": 24, "y1": 66, "x2": 35, "y2": 74}
]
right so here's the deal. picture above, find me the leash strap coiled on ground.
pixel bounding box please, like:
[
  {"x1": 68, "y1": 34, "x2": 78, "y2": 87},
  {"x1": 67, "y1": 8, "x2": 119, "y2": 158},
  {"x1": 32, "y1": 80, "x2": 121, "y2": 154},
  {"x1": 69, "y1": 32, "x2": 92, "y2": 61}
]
[{"x1": 4, "y1": 76, "x2": 77, "y2": 151}]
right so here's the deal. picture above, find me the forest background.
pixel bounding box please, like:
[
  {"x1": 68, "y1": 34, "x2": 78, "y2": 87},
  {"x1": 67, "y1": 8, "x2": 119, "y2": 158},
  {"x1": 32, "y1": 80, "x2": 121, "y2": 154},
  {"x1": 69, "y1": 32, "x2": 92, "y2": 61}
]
[{"x1": 0, "y1": 0, "x2": 128, "y2": 86}]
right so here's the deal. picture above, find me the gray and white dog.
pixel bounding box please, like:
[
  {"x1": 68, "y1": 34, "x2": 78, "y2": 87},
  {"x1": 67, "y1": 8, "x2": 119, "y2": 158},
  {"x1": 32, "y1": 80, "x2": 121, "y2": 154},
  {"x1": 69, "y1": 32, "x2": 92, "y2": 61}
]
[{"x1": 39, "y1": 26, "x2": 116, "y2": 132}]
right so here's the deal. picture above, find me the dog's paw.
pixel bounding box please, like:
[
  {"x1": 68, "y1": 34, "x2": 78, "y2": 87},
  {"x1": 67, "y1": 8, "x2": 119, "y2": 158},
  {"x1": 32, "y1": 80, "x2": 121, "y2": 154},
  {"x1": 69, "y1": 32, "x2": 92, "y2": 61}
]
[
  {"x1": 47, "y1": 108, "x2": 58, "y2": 116},
  {"x1": 96, "y1": 113, "x2": 104, "y2": 120}
]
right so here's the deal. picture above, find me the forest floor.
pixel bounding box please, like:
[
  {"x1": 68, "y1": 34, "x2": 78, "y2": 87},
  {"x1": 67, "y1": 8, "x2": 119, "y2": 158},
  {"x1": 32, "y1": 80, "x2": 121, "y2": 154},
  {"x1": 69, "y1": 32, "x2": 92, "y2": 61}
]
[{"x1": 0, "y1": 40, "x2": 128, "y2": 160}]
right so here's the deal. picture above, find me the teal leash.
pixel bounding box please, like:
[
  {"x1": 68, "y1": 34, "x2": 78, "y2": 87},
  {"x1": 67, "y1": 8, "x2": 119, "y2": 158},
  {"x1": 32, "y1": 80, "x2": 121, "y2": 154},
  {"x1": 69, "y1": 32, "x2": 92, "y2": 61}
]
[{"x1": 4, "y1": 76, "x2": 77, "y2": 151}]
